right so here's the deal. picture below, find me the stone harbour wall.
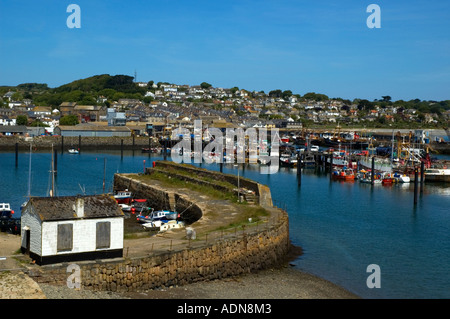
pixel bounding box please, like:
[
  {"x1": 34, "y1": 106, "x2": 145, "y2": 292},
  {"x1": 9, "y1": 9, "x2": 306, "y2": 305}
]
[
  {"x1": 28, "y1": 214, "x2": 289, "y2": 293},
  {"x1": 26, "y1": 170, "x2": 289, "y2": 293},
  {"x1": 0, "y1": 135, "x2": 157, "y2": 151}
]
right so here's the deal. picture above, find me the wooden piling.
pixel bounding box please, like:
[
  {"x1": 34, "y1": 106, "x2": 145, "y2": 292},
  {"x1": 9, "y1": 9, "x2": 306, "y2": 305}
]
[
  {"x1": 163, "y1": 140, "x2": 167, "y2": 160},
  {"x1": 329, "y1": 154, "x2": 333, "y2": 179},
  {"x1": 414, "y1": 168, "x2": 419, "y2": 205},
  {"x1": 15, "y1": 143, "x2": 18, "y2": 167},
  {"x1": 420, "y1": 161, "x2": 424, "y2": 193}
]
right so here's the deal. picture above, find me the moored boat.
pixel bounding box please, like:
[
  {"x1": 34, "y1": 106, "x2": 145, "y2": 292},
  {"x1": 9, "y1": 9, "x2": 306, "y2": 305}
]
[
  {"x1": 279, "y1": 153, "x2": 297, "y2": 167},
  {"x1": 381, "y1": 172, "x2": 395, "y2": 185},
  {"x1": 68, "y1": 148, "x2": 79, "y2": 154},
  {"x1": 114, "y1": 189, "x2": 132, "y2": 204},
  {"x1": 137, "y1": 208, "x2": 178, "y2": 223},
  {"x1": 331, "y1": 168, "x2": 355, "y2": 181},
  {"x1": 0, "y1": 203, "x2": 20, "y2": 234},
  {"x1": 393, "y1": 172, "x2": 411, "y2": 183},
  {"x1": 327, "y1": 151, "x2": 349, "y2": 168},
  {"x1": 424, "y1": 168, "x2": 450, "y2": 183}
]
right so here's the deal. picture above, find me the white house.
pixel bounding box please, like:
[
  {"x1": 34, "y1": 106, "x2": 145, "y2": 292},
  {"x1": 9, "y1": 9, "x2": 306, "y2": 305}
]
[{"x1": 20, "y1": 195, "x2": 124, "y2": 265}]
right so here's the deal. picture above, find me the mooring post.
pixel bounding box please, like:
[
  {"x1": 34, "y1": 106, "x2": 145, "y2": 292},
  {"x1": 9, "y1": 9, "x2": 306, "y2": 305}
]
[
  {"x1": 163, "y1": 140, "x2": 167, "y2": 160},
  {"x1": 121, "y1": 139, "x2": 124, "y2": 158},
  {"x1": 414, "y1": 167, "x2": 419, "y2": 205},
  {"x1": 61, "y1": 135, "x2": 64, "y2": 153},
  {"x1": 329, "y1": 154, "x2": 333, "y2": 179},
  {"x1": 15, "y1": 143, "x2": 18, "y2": 167},
  {"x1": 420, "y1": 161, "x2": 424, "y2": 193},
  {"x1": 297, "y1": 152, "x2": 302, "y2": 186},
  {"x1": 78, "y1": 135, "x2": 81, "y2": 153}
]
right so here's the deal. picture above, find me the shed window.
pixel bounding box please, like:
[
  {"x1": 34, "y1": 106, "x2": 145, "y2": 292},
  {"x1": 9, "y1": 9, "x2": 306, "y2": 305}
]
[
  {"x1": 57, "y1": 224, "x2": 73, "y2": 252},
  {"x1": 96, "y1": 222, "x2": 111, "y2": 249}
]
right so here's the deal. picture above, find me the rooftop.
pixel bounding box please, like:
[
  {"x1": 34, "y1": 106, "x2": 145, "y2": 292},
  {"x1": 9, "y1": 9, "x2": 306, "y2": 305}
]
[{"x1": 25, "y1": 195, "x2": 124, "y2": 221}]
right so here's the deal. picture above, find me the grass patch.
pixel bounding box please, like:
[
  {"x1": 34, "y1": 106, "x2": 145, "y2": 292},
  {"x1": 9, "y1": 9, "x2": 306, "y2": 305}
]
[
  {"x1": 211, "y1": 205, "x2": 269, "y2": 233},
  {"x1": 135, "y1": 171, "x2": 239, "y2": 203}
]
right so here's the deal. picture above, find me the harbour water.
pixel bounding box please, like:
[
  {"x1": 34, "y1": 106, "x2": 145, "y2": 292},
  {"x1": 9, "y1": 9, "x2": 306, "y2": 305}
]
[{"x1": 1, "y1": 149, "x2": 449, "y2": 299}]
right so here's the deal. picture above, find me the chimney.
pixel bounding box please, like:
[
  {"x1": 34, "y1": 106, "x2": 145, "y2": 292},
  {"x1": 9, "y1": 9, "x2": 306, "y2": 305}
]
[{"x1": 74, "y1": 198, "x2": 85, "y2": 218}]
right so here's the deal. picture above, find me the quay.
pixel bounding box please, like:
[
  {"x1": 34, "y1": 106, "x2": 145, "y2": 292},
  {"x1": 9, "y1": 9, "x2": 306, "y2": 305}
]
[{"x1": 5, "y1": 161, "x2": 292, "y2": 294}]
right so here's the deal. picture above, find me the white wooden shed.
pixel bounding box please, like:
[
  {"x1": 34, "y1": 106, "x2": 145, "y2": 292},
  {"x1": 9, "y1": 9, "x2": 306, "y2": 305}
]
[{"x1": 20, "y1": 195, "x2": 124, "y2": 265}]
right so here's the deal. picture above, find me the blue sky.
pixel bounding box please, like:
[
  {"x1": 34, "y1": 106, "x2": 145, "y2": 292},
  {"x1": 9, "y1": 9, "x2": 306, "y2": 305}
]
[{"x1": 0, "y1": 0, "x2": 449, "y2": 101}]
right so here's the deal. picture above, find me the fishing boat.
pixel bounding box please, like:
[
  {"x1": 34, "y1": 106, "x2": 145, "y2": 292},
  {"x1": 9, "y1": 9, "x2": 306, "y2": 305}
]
[
  {"x1": 142, "y1": 219, "x2": 185, "y2": 232},
  {"x1": 393, "y1": 172, "x2": 411, "y2": 183},
  {"x1": 331, "y1": 168, "x2": 355, "y2": 181},
  {"x1": 68, "y1": 148, "x2": 79, "y2": 154},
  {"x1": 358, "y1": 170, "x2": 382, "y2": 184},
  {"x1": 137, "y1": 208, "x2": 178, "y2": 223},
  {"x1": 279, "y1": 152, "x2": 297, "y2": 167},
  {"x1": 114, "y1": 190, "x2": 132, "y2": 204},
  {"x1": 0, "y1": 203, "x2": 14, "y2": 219},
  {"x1": 381, "y1": 172, "x2": 395, "y2": 185},
  {"x1": 424, "y1": 168, "x2": 450, "y2": 183},
  {"x1": 149, "y1": 210, "x2": 178, "y2": 221},
  {"x1": 326, "y1": 150, "x2": 349, "y2": 168},
  {"x1": 0, "y1": 203, "x2": 20, "y2": 234},
  {"x1": 359, "y1": 156, "x2": 393, "y2": 173}
]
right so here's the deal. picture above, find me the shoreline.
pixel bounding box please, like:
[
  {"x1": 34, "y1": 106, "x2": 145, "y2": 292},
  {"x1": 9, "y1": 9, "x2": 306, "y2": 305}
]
[
  {"x1": 37, "y1": 264, "x2": 360, "y2": 299},
  {"x1": 0, "y1": 133, "x2": 449, "y2": 155},
  {"x1": 1, "y1": 232, "x2": 359, "y2": 299}
]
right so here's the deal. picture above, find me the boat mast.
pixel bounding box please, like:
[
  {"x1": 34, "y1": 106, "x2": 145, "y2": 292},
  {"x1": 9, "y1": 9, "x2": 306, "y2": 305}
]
[
  {"x1": 50, "y1": 144, "x2": 55, "y2": 197},
  {"x1": 103, "y1": 157, "x2": 107, "y2": 193}
]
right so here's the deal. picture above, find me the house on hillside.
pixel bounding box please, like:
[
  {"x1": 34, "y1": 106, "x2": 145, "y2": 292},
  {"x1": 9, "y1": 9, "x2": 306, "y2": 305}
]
[
  {"x1": 20, "y1": 195, "x2": 124, "y2": 265},
  {"x1": 59, "y1": 102, "x2": 78, "y2": 117}
]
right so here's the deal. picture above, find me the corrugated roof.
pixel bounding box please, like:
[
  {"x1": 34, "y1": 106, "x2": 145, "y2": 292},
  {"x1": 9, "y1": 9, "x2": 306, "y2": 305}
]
[{"x1": 26, "y1": 195, "x2": 124, "y2": 221}]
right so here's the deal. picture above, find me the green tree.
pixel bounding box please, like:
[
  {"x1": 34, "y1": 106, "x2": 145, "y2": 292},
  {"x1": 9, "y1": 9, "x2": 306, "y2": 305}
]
[
  {"x1": 11, "y1": 92, "x2": 23, "y2": 101},
  {"x1": 30, "y1": 120, "x2": 49, "y2": 127},
  {"x1": 269, "y1": 89, "x2": 282, "y2": 98},
  {"x1": 59, "y1": 115, "x2": 79, "y2": 126},
  {"x1": 282, "y1": 90, "x2": 293, "y2": 99},
  {"x1": 16, "y1": 115, "x2": 28, "y2": 126},
  {"x1": 200, "y1": 82, "x2": 212, "y2": 89}
]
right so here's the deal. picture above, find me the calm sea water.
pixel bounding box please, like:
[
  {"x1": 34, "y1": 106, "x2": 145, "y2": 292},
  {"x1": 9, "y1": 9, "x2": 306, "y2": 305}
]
[{"x1": 1, "y1": 149, "x2": 449, "y2": 299}]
